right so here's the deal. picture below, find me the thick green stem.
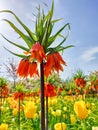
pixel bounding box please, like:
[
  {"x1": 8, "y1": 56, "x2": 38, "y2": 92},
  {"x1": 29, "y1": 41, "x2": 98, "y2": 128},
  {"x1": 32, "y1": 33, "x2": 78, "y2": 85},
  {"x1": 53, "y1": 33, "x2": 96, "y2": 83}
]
[{"x1": 40, "y1": 61, "x2": 45, "y2": 130}]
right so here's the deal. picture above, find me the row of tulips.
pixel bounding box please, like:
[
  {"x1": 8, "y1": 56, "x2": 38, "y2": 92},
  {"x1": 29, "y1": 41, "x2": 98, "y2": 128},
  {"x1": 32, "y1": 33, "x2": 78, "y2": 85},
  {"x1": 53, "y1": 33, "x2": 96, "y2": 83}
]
[{"x1": 0, "y1": 91, "x2": 98, "y2": 130}]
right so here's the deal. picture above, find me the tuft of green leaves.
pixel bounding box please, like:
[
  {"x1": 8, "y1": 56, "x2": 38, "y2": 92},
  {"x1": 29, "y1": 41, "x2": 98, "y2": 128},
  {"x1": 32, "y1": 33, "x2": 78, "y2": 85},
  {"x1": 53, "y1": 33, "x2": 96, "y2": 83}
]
[
  {"x1": 0, "y1": 1, "x2": 74, "y2": 57},
  {"x1": 15, "y1": 83, "x2": 25, "y2": 92},
  {"x1": 0, "y1": 78, "x2": 8, "y2": 87}
]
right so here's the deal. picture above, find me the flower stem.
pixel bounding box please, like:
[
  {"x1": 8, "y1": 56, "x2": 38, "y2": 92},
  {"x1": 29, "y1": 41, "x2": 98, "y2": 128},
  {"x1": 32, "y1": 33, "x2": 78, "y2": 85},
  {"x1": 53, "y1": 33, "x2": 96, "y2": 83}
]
[
  {"x1": 0, "y1": 88, "x2": 2, "y2": 125},
  {"x1": 40, "y1": 61, "x2": 45, "y2": 130},
  {"x1": 46, "y1": 96, "x2": 48, "y2": 130},
  {"x1": 18, "y1": 96, "x2": 20, "y2": 130},
  {"x1": 81, "y1": 120, "x2": 86, "y2": 130}
]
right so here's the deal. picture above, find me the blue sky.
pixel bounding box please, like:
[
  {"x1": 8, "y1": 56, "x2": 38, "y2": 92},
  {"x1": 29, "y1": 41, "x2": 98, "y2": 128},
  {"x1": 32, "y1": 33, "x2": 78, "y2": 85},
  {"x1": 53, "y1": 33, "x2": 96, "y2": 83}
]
[{"x1": 0, "y1": 0, "x2": 98, "y2": 80}]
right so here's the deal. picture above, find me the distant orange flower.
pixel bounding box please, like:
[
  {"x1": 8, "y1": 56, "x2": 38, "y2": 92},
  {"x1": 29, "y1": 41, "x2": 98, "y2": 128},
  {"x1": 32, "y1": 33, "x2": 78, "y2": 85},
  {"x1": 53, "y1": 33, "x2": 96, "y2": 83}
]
[
  {"x1": 17, "y1": 59, "x2": 39, "y2": 77},
  {"x1": 38, "y1": 82, "x2": 56, "y2": 97},
  {"x1": 30, "y1": 42, "x2": 45, "y2": 63},
  {"x1": 75, "y1": 78, "x2": 86, "y2": 88},
  {"x1": 44, "y1": 82, "x2": 56, "y2": 97},
  {"x1": 1, "y1": 85, "x2": 9, "y2": 97},
  {"x1": 58, "y1": 87, "x2": 63, "y2": 94},
  {"x1": 13, "y1": 92, "x2": 25, "y2": 101},
  {"x1": 44, "y1": 52, "x2": 66, "y2": 78}
]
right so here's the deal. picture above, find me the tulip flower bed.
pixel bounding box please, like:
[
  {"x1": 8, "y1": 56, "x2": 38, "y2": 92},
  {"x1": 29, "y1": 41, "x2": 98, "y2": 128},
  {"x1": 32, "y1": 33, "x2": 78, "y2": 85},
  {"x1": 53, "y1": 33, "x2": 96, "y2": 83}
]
[{"x1": 0, "y1": 93, "x2": 98, "y2": 130}]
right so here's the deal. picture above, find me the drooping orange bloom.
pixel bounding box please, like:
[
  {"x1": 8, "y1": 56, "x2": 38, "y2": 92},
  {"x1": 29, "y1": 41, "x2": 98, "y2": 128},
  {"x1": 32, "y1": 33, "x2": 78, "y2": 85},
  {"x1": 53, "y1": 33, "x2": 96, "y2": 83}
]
[
  {"x1": 28, "y1": 62, "x2": 39, "y2": 77},
  {"x1": 41, "y1": 82, "x2": 57, "y2": 97},
  {"x1": 1, "y1": 85, "x2": 9, "y2": 98},
  {"x1": 45, "y1": 83, "x2": 56, "y2": 97},
  {"x1": 17, "y1": 59, "x2": 29, "y2": 77},
  {"x1": 44, "y1": 52, "x2": 66, "y2": 78},
  {"x1": 30, "y1": 42, "x2": 45, "y2": 63},
  {"x1": 17, "y1": 59, "x2": 39, "y2": 78},
  {"x1": 38, "y1": 82, "x2": 56, "y2": 97},
  {"x1": 13, "y1": 92, "x2": 25, "y2": 101},
  {"x1": 75, "y1": 78, "x2": 86, "y2": 88}
]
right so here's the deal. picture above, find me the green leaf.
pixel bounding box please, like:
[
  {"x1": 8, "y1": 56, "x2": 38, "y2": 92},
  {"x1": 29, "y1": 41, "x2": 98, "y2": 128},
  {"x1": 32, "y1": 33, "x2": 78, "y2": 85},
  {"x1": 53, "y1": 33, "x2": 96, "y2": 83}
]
[
  {"x1": 41, "y1": 18, "x2": 51, "y2": 47},
  {"x1": 48, "y1": 23, "x2": 70, "y2": 47},
  {"x1": 41, "y1": 4, "x2": 55, "y2": 48},
  {"x1": 0, "y1": 10, "x2": 37, "y2": 42},
  {"x1": 4, "y1": 47, "x2": 27, "y2": 59},
  {"x1": 1, "y1": 34, "x2": 30, "y2": 52},
  {"x1": 35, "y1": 0, "x2": 54, "y2": 47},
  {"x1": 56, "y1": 45, "x2": 74, "y2": 52},
  {"x1": 47, "y1": 45, "x2": 74, "y2": 54},
  {"x1": 3, "y1": 19, "x2": 32, "y2": 48},
  {"x1": 53, "y1": 37, "x2": 69, "y2": 51},
  {"x1": 51, "y1": 18, "x2": 62, "y2": 23}
]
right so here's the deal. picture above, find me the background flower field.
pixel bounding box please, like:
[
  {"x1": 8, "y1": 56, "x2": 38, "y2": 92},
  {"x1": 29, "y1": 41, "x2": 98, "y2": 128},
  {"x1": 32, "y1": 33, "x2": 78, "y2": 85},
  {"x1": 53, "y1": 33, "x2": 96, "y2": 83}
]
[{"x1": 0, "y1": 70, "x2": 98, "y2": 130}]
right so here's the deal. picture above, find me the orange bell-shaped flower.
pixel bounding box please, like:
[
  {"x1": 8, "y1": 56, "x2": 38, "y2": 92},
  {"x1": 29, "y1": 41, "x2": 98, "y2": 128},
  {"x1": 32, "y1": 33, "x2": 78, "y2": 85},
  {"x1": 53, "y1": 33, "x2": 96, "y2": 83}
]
[
  {"x1": 17, "y1": 59, "x2": 29, "y2": 77},
  {"x1": 44, "y1": 82, "x2": 56, "y2": 97},
  {"x1": 17, "y1": 59, "x2": 39, "y2": 78},
  {"x1": 44, "y1": 52, "x2": 66, "y2": 78},
  {"x1": 30, "y1": 42, "x2": 45, "y2": 63}
]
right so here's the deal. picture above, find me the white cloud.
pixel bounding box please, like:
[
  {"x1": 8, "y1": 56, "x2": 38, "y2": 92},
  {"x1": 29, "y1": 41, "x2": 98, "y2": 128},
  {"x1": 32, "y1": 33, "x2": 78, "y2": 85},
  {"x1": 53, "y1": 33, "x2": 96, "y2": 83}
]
[{"x1": 81, "y1": 47, "x2": 98, "y2": 62}]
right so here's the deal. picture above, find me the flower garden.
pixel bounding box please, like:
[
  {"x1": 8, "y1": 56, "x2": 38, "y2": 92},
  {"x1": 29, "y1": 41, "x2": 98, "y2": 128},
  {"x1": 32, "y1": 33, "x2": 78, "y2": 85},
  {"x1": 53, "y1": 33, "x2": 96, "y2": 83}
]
[
  {"x1": 0, "y1": 1, "x2": 98, "y2": 130},
  {"x1": 0, "y1": 73, "x2": 98, "y2": 130}
]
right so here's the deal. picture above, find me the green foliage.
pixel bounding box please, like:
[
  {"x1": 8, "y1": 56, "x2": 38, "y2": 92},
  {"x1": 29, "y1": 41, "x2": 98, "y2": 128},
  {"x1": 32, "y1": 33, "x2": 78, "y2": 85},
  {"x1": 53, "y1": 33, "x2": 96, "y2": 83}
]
[
  {"x1": 0, "y1": 1, "x2": 73, "y2": 58},
  {"x1": 0, "y1": 78, "x2": 8, "y2": 87},
  {"x1": 73, "y1": 69, "x2": 87, "y2": 80},
  {"x1": 15, "y1": 83, "x2": 25, "y2": 92}
]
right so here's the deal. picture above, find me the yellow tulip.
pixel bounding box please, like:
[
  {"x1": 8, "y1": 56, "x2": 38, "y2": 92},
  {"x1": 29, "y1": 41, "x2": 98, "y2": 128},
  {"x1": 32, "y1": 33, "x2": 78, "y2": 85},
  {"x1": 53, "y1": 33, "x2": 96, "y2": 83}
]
[
  {"x1": 63, "y1": 114, "x2": 67, "y2": 119},
  {"x1": 0, "y1": 123, "x2": 8, "y2": 130},
  {"x1": 24, "y1": 101, "x2": 37, "y2": 118},
  {"x1": 70, "y1": 114, "x2": 76, "y2": 124},
  {"x1": 51, "y1": 110, "x2": 56, "y2": 117},
  {"x1": 33, "y1": 113, "x2": 38, "y2": 119},
  {"x1": 54, "y1": 122, "x2": 66, "y2": 130},
  {"x1": 74, "y1": 100, "x2": 88, "y2": 120},
  {"x1": 86, "y1": 102, "x2": 90, "y2": 109},
  {"x1": 56, "y1": 110, "x2": 61, "y2": 116},
  {"x1": 63, "y1": 107, "x2": 67, "y2": 111},
  {"x1": 51, "y1": 98, "x2": 57, "y2": 105},
  {"x1": 12, "y1": 108, "x2": 18, "y2": 116}
]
